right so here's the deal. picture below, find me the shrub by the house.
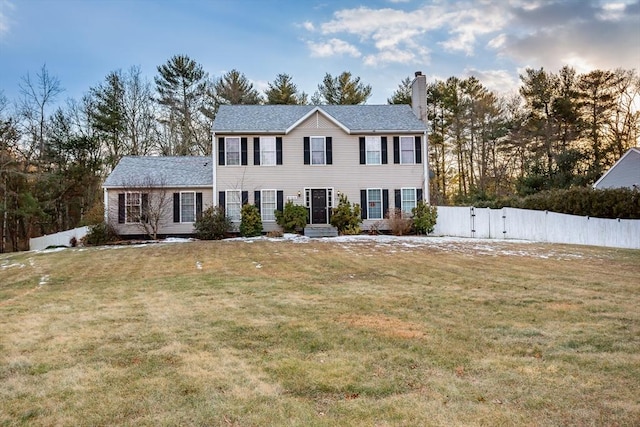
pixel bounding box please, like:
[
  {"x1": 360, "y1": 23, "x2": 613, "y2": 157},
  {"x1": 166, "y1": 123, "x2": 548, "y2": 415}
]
[
  {"x1": 386, "y1": 208, "x2": 412, "y2": 236},
  {"x1": 330, "y1": 194, "x2": 361, "y2": 235},
  {"x1": 240, "y1": 204, "x2": 263, "y2": 237},
  {"x1": 83, "y1": 222, "x2": 119, "y2": 246},
  {"x1": 275, "y1": 201, "x2": 308, "y2": 233},
  {"x1": 194, "y1": 206, "x2": 231, "y2": 240},
  {"x1": 412, "y1": 201, "x2": 438, "y2": 235}
]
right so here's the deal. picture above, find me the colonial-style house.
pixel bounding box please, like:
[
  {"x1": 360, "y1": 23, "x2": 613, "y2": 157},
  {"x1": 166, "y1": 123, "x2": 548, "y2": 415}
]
[
  {"x1": 593, "y1": 147, "x2": 640, "y2": 190},
  {"x1": 103, "y1": 72, "x2": 429, "y2": 237}
]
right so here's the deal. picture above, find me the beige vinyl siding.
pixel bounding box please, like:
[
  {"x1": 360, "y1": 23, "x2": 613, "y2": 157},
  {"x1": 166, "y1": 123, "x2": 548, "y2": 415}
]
[
  {"x1": 216, "y1": 114, "x2": 424, "y2": 230},
  {"x1": 107, "y1": 187, "x2": 213, "y2": 236}
]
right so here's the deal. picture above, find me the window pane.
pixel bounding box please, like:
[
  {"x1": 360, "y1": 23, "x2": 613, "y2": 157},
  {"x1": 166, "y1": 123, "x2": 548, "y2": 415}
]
[
  {"x1": 126, "y1": 192, "x2": 141, "y2": 223},
  {"x1": 261, "y1": 137, "x2": 276, "y2": 166},
  {"x1": 226, "y1": 191, "x2": 242, "y2": 221},
  {"x1": 367, "y1": 189, "x2": 382, "y2": 219},
  {"x1": 311, "y1": 137, "x2": 325, "y2": 165},
  {"x1": 400, "y1": 137, "x2": 415, "y2": 164},
  {"x1": 181, "y1": 192, "x2": 195, "y2": 223},
  {"x1": 261, "y1": 190, "x2": 276, "y2": 221},
  {"x1": 226, "y1": 138, "x2": 240, "y2": 166},
  {"x1": 366, "y1": 136, "x2": 381, "y2": 165},
  {"x1": 401, "y1": 188, "x2": 416, "y2": 214}
]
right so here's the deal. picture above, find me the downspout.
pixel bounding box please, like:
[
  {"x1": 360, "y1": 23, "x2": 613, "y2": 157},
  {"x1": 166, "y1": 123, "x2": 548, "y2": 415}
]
[
  {"x1": 423, "y1": 130, "x2": 430, "y2": 204},
  {"x1": 103, "y1": 187, "x2": 109, "y2": 223},
  {"x1": 212, "y1": 132, "x2": 217, "y2": 206}
]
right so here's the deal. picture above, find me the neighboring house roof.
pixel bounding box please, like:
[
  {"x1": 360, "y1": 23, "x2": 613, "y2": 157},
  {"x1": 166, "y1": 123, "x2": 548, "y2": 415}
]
[
  {"x1": 593, "y1": 147, "x2": 640, "y2": 190},
  {"x1": 103, "y1": 156, "x2": 213, "y2": 188},
  {"x1": 212, "y1": 104, "x2": 427, "y2": 134}
]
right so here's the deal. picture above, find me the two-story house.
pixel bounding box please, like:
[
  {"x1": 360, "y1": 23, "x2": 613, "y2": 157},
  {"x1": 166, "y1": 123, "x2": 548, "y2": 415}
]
[{"x1": 103, "y1": 72, "x2": 429, "y2": 237}]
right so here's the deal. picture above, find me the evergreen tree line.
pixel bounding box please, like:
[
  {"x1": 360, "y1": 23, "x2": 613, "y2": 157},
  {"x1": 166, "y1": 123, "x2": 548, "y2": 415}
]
[{"x1": 0, "y1": 53, "x2": 637, "y2": 251}]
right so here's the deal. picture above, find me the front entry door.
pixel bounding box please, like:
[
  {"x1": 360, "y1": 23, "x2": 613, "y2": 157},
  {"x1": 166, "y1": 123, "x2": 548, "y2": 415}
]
[{"x1": 311, "y1": 189, "x2": 327, "y2": 224}]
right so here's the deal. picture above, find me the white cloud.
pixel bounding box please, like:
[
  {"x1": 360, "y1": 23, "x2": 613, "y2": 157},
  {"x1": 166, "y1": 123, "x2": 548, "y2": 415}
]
[
  {"x1": 488, "y1": 34, "x2": 507, "y2": 50},
  {"x1": 307, "y1": 38, "x2": 361, "y2": 58},
  {"x1": 0, "y1": 0, "x2": 15, "y2": 39},
  {"x1": 462, "y1": 68, "x2": 520, "y2": 94},
  {"x1": 301, "y1": 21, "x2": 315, "y2": 31}
]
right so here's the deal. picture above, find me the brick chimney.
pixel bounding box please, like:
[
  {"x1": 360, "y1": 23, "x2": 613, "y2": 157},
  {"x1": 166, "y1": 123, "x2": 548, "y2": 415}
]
[{"x1": 411, "y1": 71, "x2": 427, "y2": 124}]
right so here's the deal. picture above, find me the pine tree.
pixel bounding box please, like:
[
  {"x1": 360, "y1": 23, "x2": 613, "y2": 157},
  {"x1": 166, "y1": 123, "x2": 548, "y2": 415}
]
[
  {"x1": 312, "y1": 71, "x2": 372, "y2": 105},
  {"x1": 214, "y1": 69, "x2": 262, "y2": 105},
  {"x1": 265, "y1": 74, "x2": 307, "y2": 105},
  {"x1": 387, "y1": 76, "x2": 412, "y2": 104}
]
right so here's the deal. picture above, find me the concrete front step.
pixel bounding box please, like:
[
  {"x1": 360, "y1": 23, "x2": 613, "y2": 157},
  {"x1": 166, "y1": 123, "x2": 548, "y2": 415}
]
[{"x1": 304, "y1": 225, "x2": 339, "y2": 238}]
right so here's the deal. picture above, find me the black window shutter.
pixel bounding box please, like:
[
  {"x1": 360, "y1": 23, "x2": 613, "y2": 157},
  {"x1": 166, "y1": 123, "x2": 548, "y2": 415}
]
[
  {"x1": 394, "y1": 189, "x2": 401, "y2": 210},
  {"x1": 141, "y1": 193, "x2": 149, "y2": 223},
  {"x1": 241, "y1": 191, "x2": 249, "y2": 205},
  {"x1": 277, "y1": 190, "x2": 284, "y2": 212},
  {"x1": 118, "y1": 193, "x2": 125, "y2": 224},
  {"x1": 253, "y1": 137, "x2": 260, "y2": 166},
  {"x1": 196, "y1": 192, "x2": 203, "y2": 218},
  {"x1": 254, "y1": 190, "x2": 261, "y2": 209},
  {"x1": 241, "y1": 138, "x2": 248, "y2": 165},
  {"x1": 360, "y1": 189, "x2": 367, "y2": 219},
  {"x1": 326, "y1": 137, "x2": 332, "y2": 165},
  {"x1": 383, "y1": 189, "x2": 389, "y2": 217},
  {"x1": 219, "y1": 191, "x2": 225, "y2": 210},
  {"x1": 303, "y1": 137, "x2": 310, "y2": 165},
  {"x1": 393, "y1": 137, "x2": 400, "y2": 164},
  {"x1": 218, "y1": 137, "x2": 225, "y2": 166},
  {"x1": 359, "y1": 137, "x2": 366, "y2": 164},
  {"x1": 417, "y1": 189, "x2": 423, "y2": 202},
  {"x1": 381, "y1": 137, "x2": 388, "y2": 164},
  {"x1": 173, "y1": 193, "x2": 180, "y2": 223},
  {"x1": 276, "y1": 137, "x2": 283, "y2": 165},
  {"x1": 415, "y1": 136, "x2": 422, "y2": 164}
]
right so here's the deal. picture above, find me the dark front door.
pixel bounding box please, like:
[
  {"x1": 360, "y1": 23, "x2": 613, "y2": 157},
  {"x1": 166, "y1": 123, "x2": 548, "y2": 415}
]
[{"x1": 311, "y1": 189, "x2": 327, "y2": 224}]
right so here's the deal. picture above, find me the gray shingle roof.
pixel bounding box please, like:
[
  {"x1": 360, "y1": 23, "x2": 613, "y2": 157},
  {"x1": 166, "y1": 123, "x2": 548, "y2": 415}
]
[
  {"x1": 212, "y1": 104, "x2": 427, "y2": 133},
  {"x1": 103, "y1": 156, "x2": 212, "y2": 188}
]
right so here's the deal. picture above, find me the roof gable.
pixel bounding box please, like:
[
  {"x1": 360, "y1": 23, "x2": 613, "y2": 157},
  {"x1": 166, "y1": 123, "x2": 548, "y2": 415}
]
[
  {"x1": 103, "y1": 156, "x2": 213, "y2": 188},
  {"x1": 212, "y1": 104, "x2": 427, "y2": 134},
  {"x1": 593, "y1": 147, "x2": 640, "y2": 189}
]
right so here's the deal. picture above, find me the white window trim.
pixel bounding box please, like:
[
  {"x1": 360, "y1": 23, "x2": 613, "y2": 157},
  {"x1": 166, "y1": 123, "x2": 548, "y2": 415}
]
[
  {"x1": 260, "y1": 189, "x2": 277, "y2": 222},
  {"x1": 260, "y1": 136, "x2": 276, "y2": 167},
  {"x1": 125, "y1": 192, "x2": 141, "y2": 224},
  {"x1": 399, "y1": 136, "x2": 416, "y2": 165},
  {"x1": 365, "y1": 136, "x2": 382, "y2": 165},
  {"x1": 310, "y1": 136, "x2": 326, "y2": 166},
  {"x1": 366, "y1": 188, "x2": 383, "y2": 220},
  {"x1": 180, "y1": 191, "x2": 196, "y2": 223},
  {"x1": 226, "y1": 189, "x2": 242, "y2": 222},
  {"x1": 401, "y1": 187, "x2": 417, "y2": 214},
  {"x1": 225, "y1": 136, "x2": 241, "y2": 166}
]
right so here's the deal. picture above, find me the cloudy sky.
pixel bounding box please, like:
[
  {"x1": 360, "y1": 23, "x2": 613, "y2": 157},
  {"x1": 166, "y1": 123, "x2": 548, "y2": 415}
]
[{"x1": 1, "y1": 0, "x2": 638, "y2": 106}]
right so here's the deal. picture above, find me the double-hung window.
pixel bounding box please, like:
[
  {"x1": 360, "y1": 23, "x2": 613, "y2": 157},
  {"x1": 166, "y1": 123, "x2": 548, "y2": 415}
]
[
  {"x1": 226, "y1": 190, "x2": 242, "y2": 221},
  {"x1": 401, "y1": 188, "x2": 417, "y2": 214},
  {"x1": 367, "y1": 189, "x2": 383, "y2": 219},
  {"x1": 366, "y1": 136, "x2": 381, "y2": 165},
  {"x1": 260, "y1": 137, "x2": 276, "y2": 166},
  {"x1": 125, "y1": 192, "x2": 141, "y2": 223},
  {"x1": 180, "y1": 192, "x2": 195, "y2": 223},
  {"x1": 400, "y1": 136, "x2": 415, "y2": 164},
  {"x1": 311, "y1": 137, "x2": 326, "y2": 165},
  {"x1": 225, "y1": 137, "x2": 241, "y2": 166},
  {"x1": 260, "y1": 190, "x2": 277, "y2": 221}
]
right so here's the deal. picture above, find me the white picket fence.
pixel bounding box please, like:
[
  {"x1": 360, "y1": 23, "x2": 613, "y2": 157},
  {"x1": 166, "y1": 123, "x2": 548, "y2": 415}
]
[
  {"x1": 29, "y1": 226, "x2": 89, "y2": 251},
  {"x1": 433, "y1": 206, "x2": 640, "y2": 249}
]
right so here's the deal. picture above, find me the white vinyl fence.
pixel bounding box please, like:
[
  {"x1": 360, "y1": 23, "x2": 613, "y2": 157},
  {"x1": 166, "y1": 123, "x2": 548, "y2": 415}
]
[
  {"x1": 29, "y1": 226, "x2": 89, "y2": 251},
  {"x1": 433, "y1": 206, "x2": 640, "y2": 249}
]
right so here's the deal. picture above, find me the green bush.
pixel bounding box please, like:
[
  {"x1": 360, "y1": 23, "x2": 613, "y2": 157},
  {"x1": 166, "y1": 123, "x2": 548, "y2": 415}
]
[
  {"x1": 275, "y1": 200, "x2": 308, "y2": 233},
  {"x1": 194, "y1": 206, "x2": 231, "y2": 240},
  {"x1": 239, "y1": 204, "x2": 263, "y2": 237},
  {"x1": 82, "y1": 222, "x2": 119, "y2": 246},
  {"x1": 330, "y1": 194, "x2": 361, "y2": 235},
  {"x1": 412, "y1": 201, "x2": 438, "y2": 235}
]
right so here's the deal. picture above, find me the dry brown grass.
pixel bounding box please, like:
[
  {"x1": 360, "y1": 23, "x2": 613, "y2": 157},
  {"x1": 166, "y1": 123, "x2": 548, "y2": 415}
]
[{"x1": 1, "y1": 238, "x2": 639, "y2": 426}]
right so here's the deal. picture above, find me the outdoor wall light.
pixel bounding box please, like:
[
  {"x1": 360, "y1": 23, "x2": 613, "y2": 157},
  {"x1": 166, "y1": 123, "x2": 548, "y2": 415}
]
[{"x1": 297, "y1": 191, "x2": 301, "y2": 198}]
